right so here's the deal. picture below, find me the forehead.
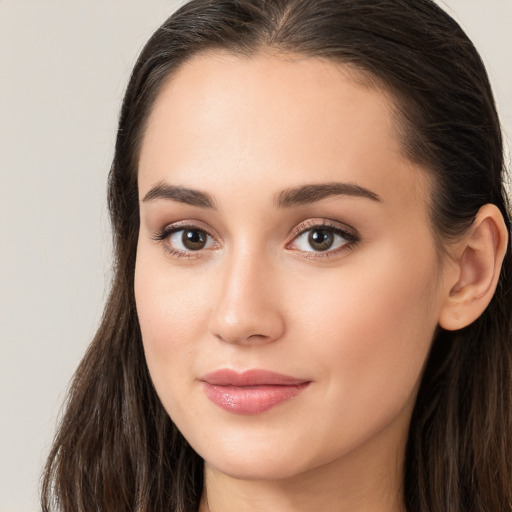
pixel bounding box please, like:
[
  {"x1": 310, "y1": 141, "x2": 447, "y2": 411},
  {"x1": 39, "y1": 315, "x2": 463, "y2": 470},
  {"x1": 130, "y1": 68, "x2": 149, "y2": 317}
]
[{"x1": 138, "y1": 51, "x2": 431, "y2": 219}]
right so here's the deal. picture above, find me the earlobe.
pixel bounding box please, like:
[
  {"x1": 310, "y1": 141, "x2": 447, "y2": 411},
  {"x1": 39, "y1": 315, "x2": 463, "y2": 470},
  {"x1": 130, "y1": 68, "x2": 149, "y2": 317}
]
[{"x1": 438, "y1": 204, "x2": 508, "y2": 331}]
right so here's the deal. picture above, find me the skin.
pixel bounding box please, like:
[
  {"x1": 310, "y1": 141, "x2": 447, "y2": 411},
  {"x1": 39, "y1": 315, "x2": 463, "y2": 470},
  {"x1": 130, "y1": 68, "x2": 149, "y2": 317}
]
[{"x1": 135, "y1": 52, "x2": 459, "y2": 512}]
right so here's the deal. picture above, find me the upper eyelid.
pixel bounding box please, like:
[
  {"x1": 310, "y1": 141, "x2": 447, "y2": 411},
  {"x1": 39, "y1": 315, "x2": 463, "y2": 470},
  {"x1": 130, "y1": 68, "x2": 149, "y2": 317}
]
[
  {"x1": 152, "y1": 221, "x2": 218, "y2": 241},
  {"x1": 288, "y1": 219, "x2": 358, "y2": 240}
]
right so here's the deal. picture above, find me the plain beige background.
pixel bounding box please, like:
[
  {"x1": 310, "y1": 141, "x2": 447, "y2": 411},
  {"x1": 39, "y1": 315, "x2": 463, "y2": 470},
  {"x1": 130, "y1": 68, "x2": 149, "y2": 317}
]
[{"x1": 0, "y1": 1, "x2": 511, "y2": 510}]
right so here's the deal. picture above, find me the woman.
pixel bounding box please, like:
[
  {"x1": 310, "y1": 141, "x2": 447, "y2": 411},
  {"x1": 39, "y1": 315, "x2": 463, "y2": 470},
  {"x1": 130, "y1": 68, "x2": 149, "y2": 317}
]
[{"x1": 41, "y1": 1, "x2": 512, "y2": 511}]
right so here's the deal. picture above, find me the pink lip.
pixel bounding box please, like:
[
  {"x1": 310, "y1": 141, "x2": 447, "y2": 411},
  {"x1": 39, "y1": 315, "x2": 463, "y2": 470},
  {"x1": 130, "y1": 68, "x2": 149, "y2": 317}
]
[{"x1": 200, "y1": 369, "x2": 311, "y2": 415}]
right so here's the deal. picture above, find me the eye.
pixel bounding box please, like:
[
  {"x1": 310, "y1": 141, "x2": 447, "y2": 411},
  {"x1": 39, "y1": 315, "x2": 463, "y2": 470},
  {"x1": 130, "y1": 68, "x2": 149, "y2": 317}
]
[
  {"x1": 152, "y1": 224, "x2": 216, "y2": 256},
  {"x1": 288, "y1": 222, "x2": 358, "y2": 255},
  {"x1": 169, "y1": 228, "x2": 213, "y2": 251}
]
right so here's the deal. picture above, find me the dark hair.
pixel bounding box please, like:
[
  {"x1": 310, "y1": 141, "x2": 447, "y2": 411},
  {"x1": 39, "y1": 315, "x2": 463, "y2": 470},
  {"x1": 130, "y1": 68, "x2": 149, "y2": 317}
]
[{"x1": 41, "y1": 1, "x2": 512, "y2": 511}]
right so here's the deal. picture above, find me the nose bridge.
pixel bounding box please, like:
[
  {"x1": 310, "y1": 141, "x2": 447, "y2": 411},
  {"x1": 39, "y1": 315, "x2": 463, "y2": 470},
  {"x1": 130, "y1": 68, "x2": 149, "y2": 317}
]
[{"x1": 209, "y1": 241, "x2": 285, "y2": 345}]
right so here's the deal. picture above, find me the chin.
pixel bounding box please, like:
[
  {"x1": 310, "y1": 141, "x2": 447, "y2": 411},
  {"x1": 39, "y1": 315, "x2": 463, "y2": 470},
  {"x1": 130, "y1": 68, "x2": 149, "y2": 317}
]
[
  {"x1": 191, "y1": 429, "x2": 324, "y2": 482},
  {"x1": 204, "y1": 453, "x2": 308, "y2": 481}
]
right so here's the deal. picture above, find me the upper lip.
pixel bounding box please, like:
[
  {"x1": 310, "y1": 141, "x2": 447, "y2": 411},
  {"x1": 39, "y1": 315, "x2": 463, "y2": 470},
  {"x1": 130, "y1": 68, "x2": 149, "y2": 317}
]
[{"x1": 200, "y1": 369, "x2": 309, "y2": 386}]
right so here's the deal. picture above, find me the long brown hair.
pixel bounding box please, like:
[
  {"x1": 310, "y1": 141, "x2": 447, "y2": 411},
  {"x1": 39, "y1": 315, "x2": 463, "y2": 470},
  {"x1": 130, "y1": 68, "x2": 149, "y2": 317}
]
[{"x1": 41, "y1": 1, "x2": 512, "y2": 511}]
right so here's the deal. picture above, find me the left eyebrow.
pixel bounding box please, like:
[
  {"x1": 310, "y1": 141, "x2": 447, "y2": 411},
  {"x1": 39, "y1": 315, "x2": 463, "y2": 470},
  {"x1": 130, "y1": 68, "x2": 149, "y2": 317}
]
[
  {"x1": 142, "y1": 182, "x2": 216, "y2": 209},
  {"x1": 274, "y1": 182, "x2": 382, "y2": 208}
]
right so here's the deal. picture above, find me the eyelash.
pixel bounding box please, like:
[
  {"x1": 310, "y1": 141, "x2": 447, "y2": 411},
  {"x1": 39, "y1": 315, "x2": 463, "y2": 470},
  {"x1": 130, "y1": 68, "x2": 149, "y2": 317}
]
[
  {"x1": 151, "y1": 222, "x2": 217, "y2": 259},
  {"x1": 151, "y1": 219, "x2": 359, "y2": 260},
  {"x1": 287, "y1": 219, "x2": 359, "y2": 259}
]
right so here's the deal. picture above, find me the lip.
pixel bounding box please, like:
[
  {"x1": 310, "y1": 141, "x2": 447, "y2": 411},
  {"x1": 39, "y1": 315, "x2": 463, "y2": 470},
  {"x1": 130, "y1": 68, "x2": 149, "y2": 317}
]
[{"x1": 200, "y1": 369, "x2": 311, "y2": 415}]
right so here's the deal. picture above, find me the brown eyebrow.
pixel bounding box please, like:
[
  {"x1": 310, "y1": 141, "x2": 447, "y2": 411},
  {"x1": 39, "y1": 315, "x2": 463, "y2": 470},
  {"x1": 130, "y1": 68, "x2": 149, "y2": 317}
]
[
  {"x1": 142, "y1": 182, "x2": 216, "y2": 209},
  {"x1": 274, "y1": 182, "x2": 381, "y2": 207},
  {"x1": 142, "y1": 181, "x2": 381, "y2": 209}
]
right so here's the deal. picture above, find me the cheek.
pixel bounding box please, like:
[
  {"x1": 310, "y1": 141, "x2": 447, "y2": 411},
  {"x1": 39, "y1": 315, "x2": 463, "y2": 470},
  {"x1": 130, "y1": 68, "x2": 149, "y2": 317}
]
[
  {"x1": 134, "y1": 249, "x2": 213, "y2": 403},
  {"x1": 290, "y1": 242, "x2": 439, "y2": 415}
]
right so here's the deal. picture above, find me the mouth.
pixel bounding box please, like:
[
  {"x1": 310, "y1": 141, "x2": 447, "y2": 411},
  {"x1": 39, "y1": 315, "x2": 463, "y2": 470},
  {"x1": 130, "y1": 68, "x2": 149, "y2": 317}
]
[{"x1": 199, "y1": 369, "x2": 311, "y2": 415}]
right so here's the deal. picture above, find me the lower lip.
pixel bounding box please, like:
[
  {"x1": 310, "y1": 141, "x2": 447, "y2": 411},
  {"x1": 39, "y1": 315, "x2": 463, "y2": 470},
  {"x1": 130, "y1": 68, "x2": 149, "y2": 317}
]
[{"x1": 202, "y1": 382, "x2": 310, "y2": 415}]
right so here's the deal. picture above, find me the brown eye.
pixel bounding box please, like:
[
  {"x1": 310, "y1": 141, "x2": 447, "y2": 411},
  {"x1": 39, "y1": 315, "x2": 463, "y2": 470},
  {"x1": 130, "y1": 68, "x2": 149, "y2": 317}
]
[
  {"x1": 308, "y1": 229, "x2": 334, "y2": 252},
  {"x1": 162, "y1": 227, "x2": 215, "y2": 253},
  {"x1": 289, "y1": 223, "x2": 357, "y2": 255},
  {"x1": 181, "y1": 229, "x2": 208, "y2": 250}
]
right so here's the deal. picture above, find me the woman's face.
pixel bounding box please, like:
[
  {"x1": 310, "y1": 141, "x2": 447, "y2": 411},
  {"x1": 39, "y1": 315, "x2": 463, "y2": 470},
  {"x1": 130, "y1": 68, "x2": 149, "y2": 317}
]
[{"x1": 135, "y1": 52, "x2": 451, "y2": 481}]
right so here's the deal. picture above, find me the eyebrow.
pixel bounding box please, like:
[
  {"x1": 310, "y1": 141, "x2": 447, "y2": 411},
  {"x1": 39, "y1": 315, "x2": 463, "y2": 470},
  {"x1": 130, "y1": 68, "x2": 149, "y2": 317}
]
[
  {"x1": 274, "y1": 182, "x2": 382, "y2": 207},
  {"x1": 141, "y1": 180, "x2": 381, "y2": 209},
  {"x1": 142, "y1": 182, "x2": 216, "y2": 209}
]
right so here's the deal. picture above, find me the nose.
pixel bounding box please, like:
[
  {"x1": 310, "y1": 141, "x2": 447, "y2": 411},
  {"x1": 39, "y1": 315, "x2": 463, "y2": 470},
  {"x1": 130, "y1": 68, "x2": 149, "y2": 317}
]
[{"x1": 208, "y1": 249, "x2": 286, "y2": 346}]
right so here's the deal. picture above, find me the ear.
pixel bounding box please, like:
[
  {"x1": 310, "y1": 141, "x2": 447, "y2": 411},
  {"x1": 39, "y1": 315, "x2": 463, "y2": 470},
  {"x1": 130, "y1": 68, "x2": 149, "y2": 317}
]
[{"x1": 438, "y1": 204, "x2": 509, "y2": 331}]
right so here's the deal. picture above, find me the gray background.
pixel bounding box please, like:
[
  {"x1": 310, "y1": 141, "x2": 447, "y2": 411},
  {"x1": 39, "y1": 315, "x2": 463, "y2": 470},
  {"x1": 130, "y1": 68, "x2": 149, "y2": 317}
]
[{"x1": 1, "y1": 1, "x2": 511, "y2": 510}]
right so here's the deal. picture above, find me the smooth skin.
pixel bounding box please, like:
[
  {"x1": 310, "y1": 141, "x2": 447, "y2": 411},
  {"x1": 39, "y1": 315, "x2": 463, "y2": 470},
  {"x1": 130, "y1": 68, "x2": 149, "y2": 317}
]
[{"x1": 134, "y1": 52, "x2": 508, "y2": 512}]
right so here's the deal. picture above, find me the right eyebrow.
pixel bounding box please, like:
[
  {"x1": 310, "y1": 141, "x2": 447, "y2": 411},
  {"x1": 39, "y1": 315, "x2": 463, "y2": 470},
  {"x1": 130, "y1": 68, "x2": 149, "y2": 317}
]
[{"x1": 141, "y1": 182, "x2": 216, "y2": 209}]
